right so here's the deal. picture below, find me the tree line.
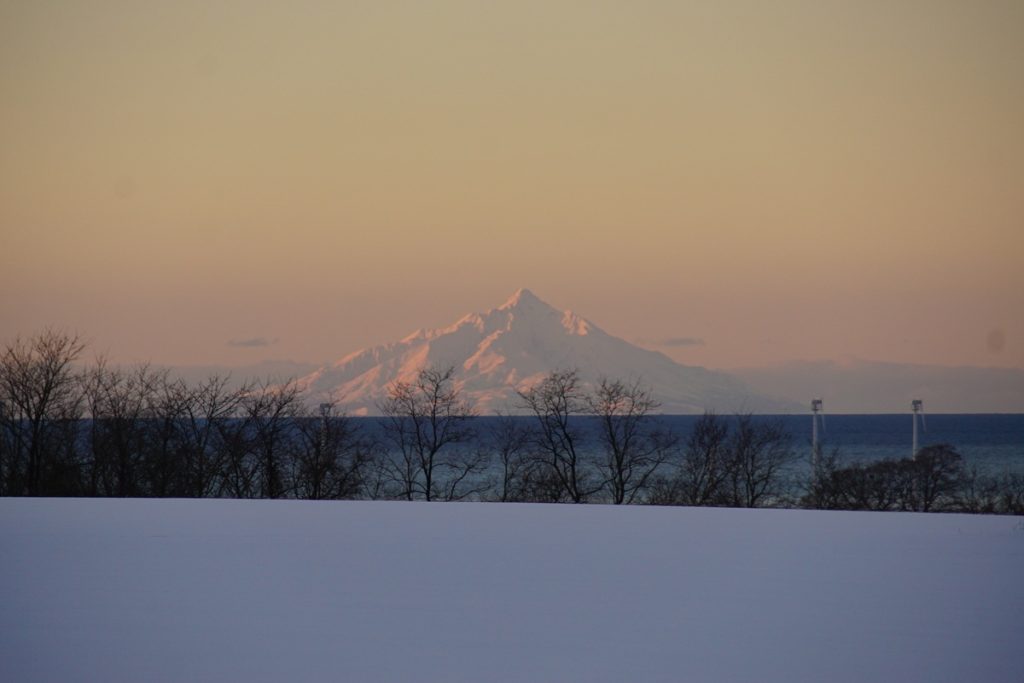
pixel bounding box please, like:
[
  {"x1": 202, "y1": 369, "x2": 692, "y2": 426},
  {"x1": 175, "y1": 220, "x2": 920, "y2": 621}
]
[{"x1": 2, "y1": 330, "x2": 1022, "y2": 513}]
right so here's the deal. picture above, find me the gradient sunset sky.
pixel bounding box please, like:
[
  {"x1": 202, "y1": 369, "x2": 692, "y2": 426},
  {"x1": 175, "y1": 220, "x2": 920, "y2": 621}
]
[{"x1": 2, "y1": 1, "x2": 1022, "y2": 370}]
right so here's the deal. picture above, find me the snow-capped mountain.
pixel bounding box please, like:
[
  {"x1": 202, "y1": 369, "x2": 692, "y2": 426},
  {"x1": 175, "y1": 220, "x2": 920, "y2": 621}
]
[{"x1": 297, "y1": 289, "x2": 796, "y2": 415}]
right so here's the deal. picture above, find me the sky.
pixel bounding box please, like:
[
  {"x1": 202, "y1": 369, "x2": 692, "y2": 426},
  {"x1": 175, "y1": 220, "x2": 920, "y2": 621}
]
[{"x1": 2, "y1": 1, "x2": 1022, "y2": 371}]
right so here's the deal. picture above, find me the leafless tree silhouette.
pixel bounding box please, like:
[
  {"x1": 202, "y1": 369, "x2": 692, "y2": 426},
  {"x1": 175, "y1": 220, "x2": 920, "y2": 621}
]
[
  {"x1": 0, "y1": 330, "x2": 86, "y2": 495},
  {"x1": 518, "y1": 369, "x2": 599, "y2": 503},
  {"x1": 379, "y1": 366, "x2": 484, "y2": 501},
  {"x1": 588, "y1": 378, "x2": 673, "y2": 504},
  {"x1": 82, "y1": 359, "x2": 166, "y2": 496},
  {"x1": 294, "y1": 402, "x2": 375, "y2": 500},
  {"x1": 725, "y1": 415, "x2": 797, "y2": 508}
]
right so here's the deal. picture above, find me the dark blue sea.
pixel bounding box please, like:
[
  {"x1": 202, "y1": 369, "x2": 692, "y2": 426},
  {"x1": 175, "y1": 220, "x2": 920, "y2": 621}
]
[
  {"x1": 760, "y1": 413, "x2": 1023, "y2": 473},
  {"x1": 641, "y1": 414, "x2": 1023, "y2": 473},
  {"x1": 362, "y1": 413, "x2": 1024, "y2": 476}
]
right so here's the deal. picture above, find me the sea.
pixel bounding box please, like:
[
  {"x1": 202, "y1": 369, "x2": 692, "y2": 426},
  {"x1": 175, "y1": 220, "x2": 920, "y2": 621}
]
[
  {"x1": 404, "y1": 413, "x2": 1024, "y2": 477},
  {"x1": 760, "y1": 413, "x2": 1024, "y2": 474}
]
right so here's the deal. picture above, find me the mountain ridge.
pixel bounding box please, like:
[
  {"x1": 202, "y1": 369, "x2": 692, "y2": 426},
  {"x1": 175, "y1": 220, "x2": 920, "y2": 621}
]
[{"x1": 296, "y1": 289, "x2": 797, "y2": 415}]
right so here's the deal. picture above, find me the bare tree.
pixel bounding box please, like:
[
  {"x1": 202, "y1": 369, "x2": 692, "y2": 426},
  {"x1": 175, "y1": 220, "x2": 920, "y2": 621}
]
[
  {"x1": 0, "y1": 330, "x2": 86, "y2": 495},
  {"x1": 0, "y1": 392, "x2": 12, "y2": 495},
  {"x1": 144, "y1": 374, "x2": 194, "y2": 497},
  {"x1": 216, "y1": 410, "x2": 258, "y2": 499},
  {"x1": 587, "y1": 378, "x2": 673, "y2": 504},
  {"x1": 676, "y1": 412, "x2": 732, "y2": 506},
  {"x1": 909, "y1": 444, "x2": 964, "y2": 512},
  {"x1": 725, "y1": 415, "x2": 797, "y2": 508},
  {"x1": 997, "y1": 472, "x2": 1024, "y2": 515},
  {"x1": 518, "y1": 369, "x2": 598, "y2": 503},
  {"x1": 484, "y1": 413, "x2": 533, "y2": 502},
  {"x1": 954, "y1": 464, "x2": 1001, "y2": 514},
  {"x1": 293, "y1": 402, "x2": 375, "y2": 500},
  {"x1": 173, "y1": 374, "x2": 244, "y2": 498},
  {"x1": 242, "y1": 379, "x2": 304, "y2": 499},
  {"x1": 800, "y1": 447, "x2": 846, "y2": 510},
  {"x1": 802, "y1": 455, "x2": 910, "y2": 511},
  {"x1": 804, "y1": 445, "x2": 965, "y2": 513},
  {"x1": 82, "y1": 360, "x2": 166, "y2": 497},
  {"x1": 650, "y1": 412, "x2": 777, "y2": 508},
  {"x1": 378, "y1": 366, "x2": 483, "y2": 501},
  {"x1": 863, "y1": 460, "x2": 912, "y2": 511}
]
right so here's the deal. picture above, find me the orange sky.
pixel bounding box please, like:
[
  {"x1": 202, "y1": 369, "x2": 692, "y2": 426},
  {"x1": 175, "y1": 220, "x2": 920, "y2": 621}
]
[{"x1": 2, "y1": 1, "x2": 1022, "y2": 369}]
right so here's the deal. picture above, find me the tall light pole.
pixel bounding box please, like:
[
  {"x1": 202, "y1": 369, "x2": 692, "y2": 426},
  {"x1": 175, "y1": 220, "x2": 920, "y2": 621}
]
[
  {"x1": 911, "y1": 399, "x2": 924, "y2": 459},
  {"x1": 319, "y1": 402, "x2": 331, "y2": 454},
  {"x1": 811, "y1": 398, "x2": 824, "y2": 483}
]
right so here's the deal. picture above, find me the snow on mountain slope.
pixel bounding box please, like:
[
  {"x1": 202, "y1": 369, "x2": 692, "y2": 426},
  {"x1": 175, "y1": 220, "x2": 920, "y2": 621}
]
[{"x1": 297, "y1": 289, "x2": 796, "y2": 415}]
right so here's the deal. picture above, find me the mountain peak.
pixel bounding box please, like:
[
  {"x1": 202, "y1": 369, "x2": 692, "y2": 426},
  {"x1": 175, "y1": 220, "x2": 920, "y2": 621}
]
[
  {"x1": 500, "y1": 287, "x2": 547, "y2": 310},
  {"x1": 297, "y1": 289, "x2": 797, "y2": 414}
]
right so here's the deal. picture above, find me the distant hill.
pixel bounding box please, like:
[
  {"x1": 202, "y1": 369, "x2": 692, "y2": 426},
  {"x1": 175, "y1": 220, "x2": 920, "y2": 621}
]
[
  {"x1": 295, "y1": 288, "x2": 797, "y2": 415},
  {"x1": 161, "y1": 360, "x2": 322, "y2": 390},
  {"x1": 732, "y1": 359, "x2": 1024, "y2": 413}
]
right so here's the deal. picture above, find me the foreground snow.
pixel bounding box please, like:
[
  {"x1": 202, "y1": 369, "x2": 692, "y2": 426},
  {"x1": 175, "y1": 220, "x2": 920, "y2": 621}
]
[{"x1": 1, "y1": 500, "x2": 1021, "y2": 683}]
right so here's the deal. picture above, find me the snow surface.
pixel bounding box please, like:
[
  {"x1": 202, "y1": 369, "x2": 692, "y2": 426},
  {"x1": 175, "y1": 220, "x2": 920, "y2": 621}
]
[
  {"x1": 297, "y1": 288, "x2": 796, "y2": 415},
  {"x1": 2, "y1": 500, "x2": 1022, "y2": 683}
]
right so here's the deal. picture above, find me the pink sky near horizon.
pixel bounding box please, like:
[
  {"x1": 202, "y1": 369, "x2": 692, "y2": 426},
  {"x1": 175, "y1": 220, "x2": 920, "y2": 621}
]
[{"x1": 2, "y1": 1, "x2": 1022, "y2": 370}]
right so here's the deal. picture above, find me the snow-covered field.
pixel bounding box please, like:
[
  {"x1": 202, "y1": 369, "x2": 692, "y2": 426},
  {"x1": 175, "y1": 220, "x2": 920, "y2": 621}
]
[{"x1": 2, "y1": 499, "x2": 1021, "y2": 682}]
